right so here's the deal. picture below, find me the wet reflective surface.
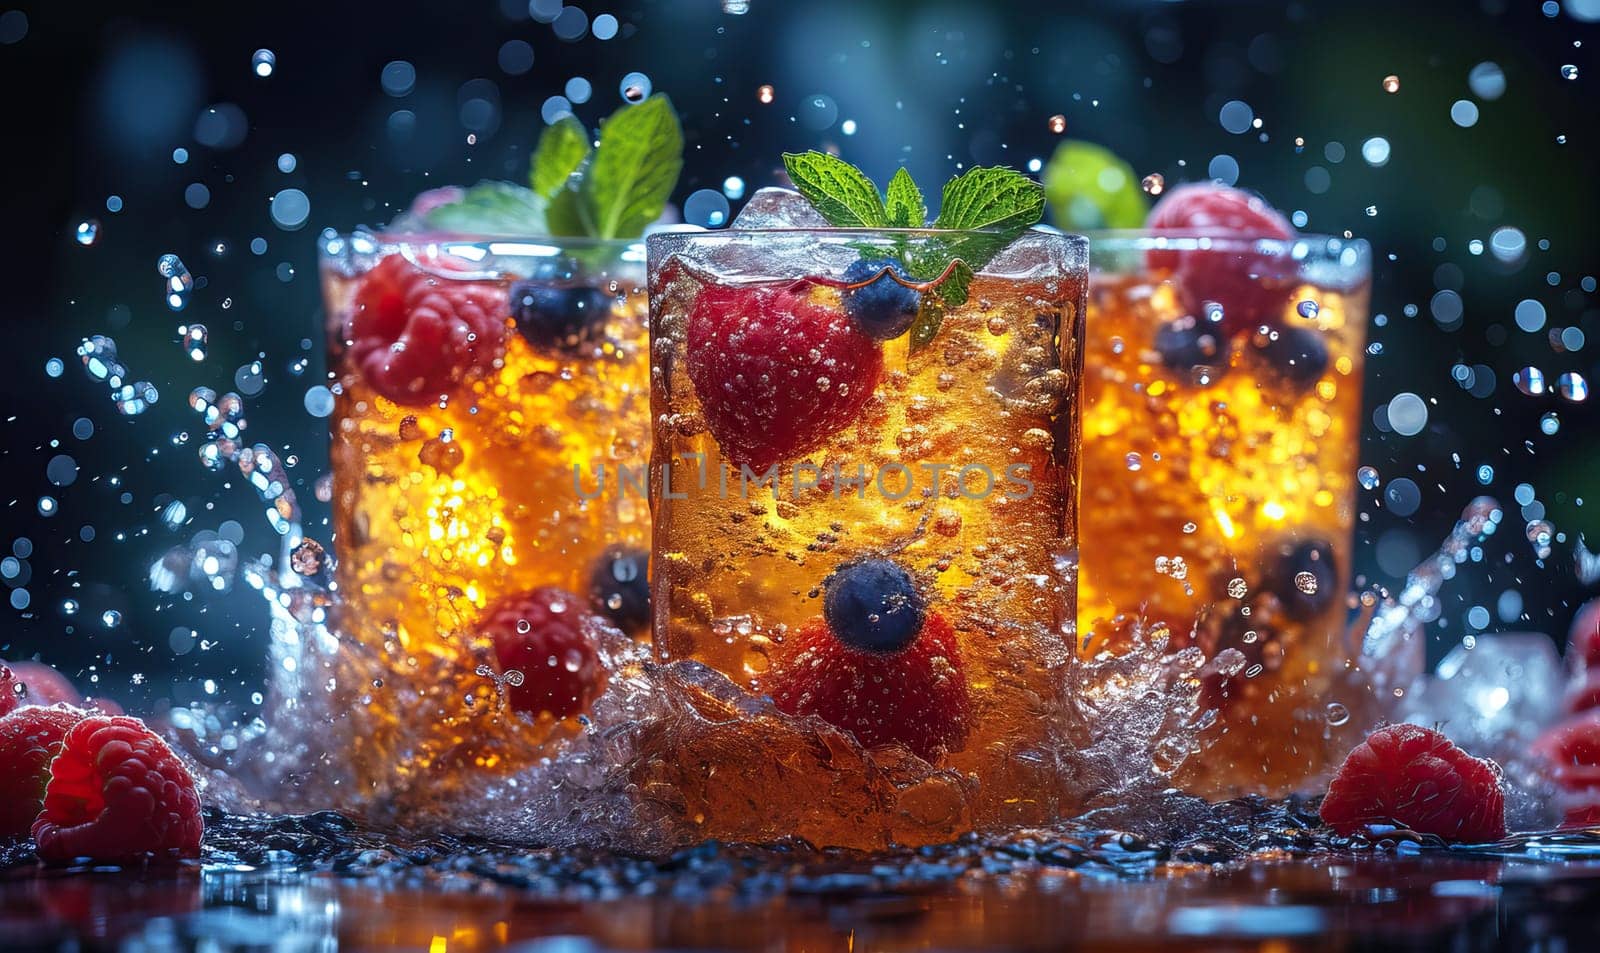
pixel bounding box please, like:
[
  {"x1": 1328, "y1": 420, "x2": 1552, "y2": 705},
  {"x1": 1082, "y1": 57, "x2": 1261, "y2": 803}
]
[{"x1": 5, "y1": 808, "x2": 1600, "y2": 951}]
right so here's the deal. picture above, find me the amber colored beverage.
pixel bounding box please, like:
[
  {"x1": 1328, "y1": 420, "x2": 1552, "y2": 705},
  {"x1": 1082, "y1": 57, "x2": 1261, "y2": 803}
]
[
  {"x1": 645, "y1": 228, "x2": 1086, "y2": 844},
  {"x1": 318, "y1": 233, "x2": 649, "y2": 801},
  {"x1": 1078, "y1": 233, "x2": 1371, "y2": 796}
]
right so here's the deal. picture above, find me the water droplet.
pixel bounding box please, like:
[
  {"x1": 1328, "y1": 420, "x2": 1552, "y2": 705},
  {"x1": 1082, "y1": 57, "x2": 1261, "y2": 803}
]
[
  {"x1": 1297, "y1": 300, "x2": 1320, "y2": 320},
  {"x1": 1293, "y1": 571, "x2": 1319, "y2": 595},
  {"x1": 1382, "y1": 74, "x2": 1400, "y2": 93},
  {"x1": 1514, "y1": 366, "x2": 1547, "y2": 396},
  {"x1": 180, "y1": 324, "x2": 208, "y2": 361},
  {"x1": 1325, "y1": 702, "x2": 1351, "y2": 726},
  {"x1": 757, "y1": 84, "x2": 775, "y2": 104},
  {"x1": 1141, "y1": 173, "x2": 1165, "y2": 195},
  {"x1": 74, "y1": 219, "x2": 100, "y2": 246},
  {"x1": 1526, "y1": 519, "x2": 1555, "y2": 560},
  {"x1": 102, "y1": 609, "x2": 122, "y2": 628},
  {"x1": 1558, "y1": 371, "x2": 1589, "y2": 402},
  {"x1": 1540, "y1": 411, "x2": 1561, "y2": 435},
  {"x1": 1226, "y1": 577, "x2": 1249, "y2": 599},
  {"x1": 157, "y1": 254, "x2": 193, "y2": 311},
  {"x1": 1124, "y1": 452, "x2": 1142, "y2": 471},
  {"x1": 619, "y1": 72, "x2": 650, "y2": 102},
  {"x1": 1561, "y1": 64, "x2": 1580, "y2": 80},
  {"x1": 1357, "y1": 466, "x2": 1380, "y2": 490},
  {"x1": 1047, "y1": 114, "x2": 1066, "y2": 134},
  {"x1": 252, "y1": 48, "x2": 276, "y2": 77}
]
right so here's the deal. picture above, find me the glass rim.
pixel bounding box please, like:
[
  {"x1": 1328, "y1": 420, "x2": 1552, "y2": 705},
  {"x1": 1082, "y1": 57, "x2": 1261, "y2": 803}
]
[
  {"x1": 320, "y1": 228, "x2": 645, "y2": 252},
  {"x1": 645, "y1": 226, "x2": 1086, "y2": 244},
  {"x1": 1081, "y1": 228, "x2": 1369, "y2": 256}
]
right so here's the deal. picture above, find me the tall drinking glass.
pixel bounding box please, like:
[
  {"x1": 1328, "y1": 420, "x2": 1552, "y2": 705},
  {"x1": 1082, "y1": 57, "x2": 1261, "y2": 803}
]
[
  {"x1": 1079, "y1": 231, "x2": 1371, "y2": 795},
  {"x1": 646, "y1": 227, "x2": 1086, "y2": 844}
]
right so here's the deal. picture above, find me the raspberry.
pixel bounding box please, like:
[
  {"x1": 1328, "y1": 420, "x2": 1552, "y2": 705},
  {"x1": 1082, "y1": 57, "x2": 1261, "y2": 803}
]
[
  {"x1": 1145, "y1": 182, "x2": 1296, "y2": 335},
  {"x1": 481, "y1": 587, "x2": 605, "y2": 719},
  {"x1": 1534, "y1": 710, "x2": 1600, "y2": 791},
  {"x1": 347, "y1": 254, "x2": 509, "y2": 407},
  {"x1": 768, "y1": 609, "x2": 971, "y2": 761},
  {"x1": 1320, "y1": 723, "x2": 1506, "y2": 842},
  {"x1": 0, "y1": 705, "x2": 88, "y2": 836},
  {"x1": 0, "y1": 664, "x2": 17, "y2": 717},
  {"x1": 32, "y1": 714, "x2": 203, "y2": 862},
  {"x1": 686, "y1": 284, "x2": 883, "y2": 472},
  {"x1": 1569, "y1": 597, "x2": 1600, "y2": 671},
  {"x1": 3, "y1": 660, "x2": 84, "y2": 708}
]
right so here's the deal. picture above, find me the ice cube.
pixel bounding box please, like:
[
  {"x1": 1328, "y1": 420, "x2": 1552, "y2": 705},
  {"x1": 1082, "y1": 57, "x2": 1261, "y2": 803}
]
[
  {"x1": 1398, "y1": 632, "x2": 1565, "y2": 764},
  {"x1": 730, "y1": 187, "x2": 829, "y2": 229}
]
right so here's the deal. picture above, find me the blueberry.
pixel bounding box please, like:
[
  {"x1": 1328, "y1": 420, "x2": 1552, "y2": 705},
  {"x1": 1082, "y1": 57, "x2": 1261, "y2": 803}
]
[
  {"x1": 1154, "y1": 315, "x2": 1228, "y2": 377},
  {"x1": 510, "y1": 281, "x2": 617, "y2": 350},
  {"x1": 841, "y1": 258, "x2": 921, "y2": 340},
  {"x1": 1250, "y1": 325, "x2": 1328, "y2": 392},
  {"x1": 588, "y1": 544, "x2": 650, "y2": 634},
  {"x1": 1268, "y1": 538, "x2": 1338, "y2": 621},
  {"x1": 823, "y1": 558, "x2": 926, "y2": 653}
]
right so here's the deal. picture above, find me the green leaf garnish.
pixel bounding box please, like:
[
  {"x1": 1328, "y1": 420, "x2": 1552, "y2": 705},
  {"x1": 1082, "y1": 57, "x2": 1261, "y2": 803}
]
[
  {"x1": 584, "y1": 93, "x2": 684, "y2": 239},
  {"x1": 883, "y1": 167, "x2": 926, "y2": 228},
  {"x1": 781, "y1": 151, "x2": 888, "y2": 227},
  {"x1": 1042, "y1": 139, "x2": 1148, "y2": 230},
  {"x1": 425, "y1": 181, "x2": 548, "y2": 236},
  {"x1": 932, "y1": 166, "x2": 1046, "y2": 233},
  {"x1": 529, "y1": 115, "x2": 593, "y2": 199},
  {"x1": 420, "y1": 96, "x2": 683, "y2": 240},
  {"x1": 773, "y1": 155, "x2": 1045, "y2": 349}
]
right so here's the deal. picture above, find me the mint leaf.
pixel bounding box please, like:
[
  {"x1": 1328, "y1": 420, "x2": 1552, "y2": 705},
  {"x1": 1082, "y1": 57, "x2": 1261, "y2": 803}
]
[
  {"x1": 933, "y1": 166, "x2": 1045, "y2": 233},
  {"x1": 425, "y1": 181, "x2": 547, "y2": 236},
  {"x1": 583, "y1": 93, "x2": 683, "y2": 239},
  {"x1": 884, "y1": 168, "x2": 926, "y2": 227},
  {"x1": 530, "y1": 115, "x2": 593, "y2": 199},
  {"x1": 781, "y1": 151, "x2": 887, "y2": 227}
]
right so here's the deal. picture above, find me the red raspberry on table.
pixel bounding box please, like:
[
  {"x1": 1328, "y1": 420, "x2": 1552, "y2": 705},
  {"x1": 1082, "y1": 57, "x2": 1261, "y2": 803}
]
[
  {"x1": 686, "y1": 284, "x2": 883, "y2": 472},
  {"x1": 481, "y1": 587, "x2": 605, "y2": 720},
  {"x1": 1319, "y1": 723, "x2": 1506, "y2": 842},
  {"x1": 0, "y1": 704, "x2": 88, "y2": 836},
  {"x1": 1145, "y1": 182, "x2": 1296, "y2": 335},
  {"x1": 347, "y1": 254, "x2": 509, "y2": 407},
  {"x1": 1569, "y1": 597, "x2": 1600, "y2": 671},
  {"x1": 32, "y1": 714, "x2": 203, "y2": 862},
  {"x1": 767, "y1": 610, "x2": 971, "y2": 762}
]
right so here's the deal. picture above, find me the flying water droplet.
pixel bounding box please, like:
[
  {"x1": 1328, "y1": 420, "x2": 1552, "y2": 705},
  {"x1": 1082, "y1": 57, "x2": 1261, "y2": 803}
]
[
  {"x1": 1526, "y1": 519, "x2": 1555, "y2": 560},
  {"x1": 180, "y1": 324, "x2": 208, "y2": 361},
  {"x1": 158, "y1": 254, "x2": 193, "y2": 311},
  {"x1": 1561, "y1": 64, "x2": 1580, "y2": 80},
  {"x1": 1047, "y1": 114, "x2": 1066, "y2": 134},
  {"x1": 1357, "y1": 466, "x2": 1380, "y2": 490},
  {"x1": 1296, "y1": 300, "x2": 1320, "y2": 320},
  {"x1": 1325, "y1": 702, "x2": 1351, "y2": 726},
  {"x1": 1293, "y1": 571, "x2": 1319, "y2": 595},
  {"x1": 1557, "y1": 371, "x2": 1589, "y2": 402},
  {"x1": 1141, "y1": 173, "x2": 1165, "y2": 195},
  {"x1": 252, "y1": 49, "x2": 276, "y2": 77},
  {"x1": 1514, "y1": 366, "x2": 1547, "y2": 396},
  {"x1": 74, "y1": 220, "x2": 100, "y2": 246},
  {"x1": 1540, "y1": 411, "x2": 1561, "y2": 435},
  {"x1": 1382, "y1": 74, "x2": 1401, "y2": 93}
]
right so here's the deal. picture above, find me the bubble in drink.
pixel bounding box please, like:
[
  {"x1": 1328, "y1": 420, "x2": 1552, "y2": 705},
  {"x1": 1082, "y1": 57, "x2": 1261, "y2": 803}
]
[{"x1": 1293, "y1": 571, "x2": 1319, "y2": 595}]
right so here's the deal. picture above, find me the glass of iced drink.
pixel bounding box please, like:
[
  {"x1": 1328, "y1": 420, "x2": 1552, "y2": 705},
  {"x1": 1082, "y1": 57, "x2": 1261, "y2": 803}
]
[
  {"x1": 1077, "y1": 184, "x2": 1371, "y2": 796},
  {"x1": 318, "y1": 232, "x2": 650, "y2": 799},
  {"x1": 646, "y1": 206, "x2": 1086, "y2": 840}
]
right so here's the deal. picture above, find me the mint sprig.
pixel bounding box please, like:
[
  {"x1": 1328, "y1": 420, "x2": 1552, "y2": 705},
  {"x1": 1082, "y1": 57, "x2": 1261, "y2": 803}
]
[
  {"x1": 422, "y1": 94, "x2": 683, "y2": 240},
  {"x1": 778, "y1": 152, "x2": 1044, "y2": 346}
]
